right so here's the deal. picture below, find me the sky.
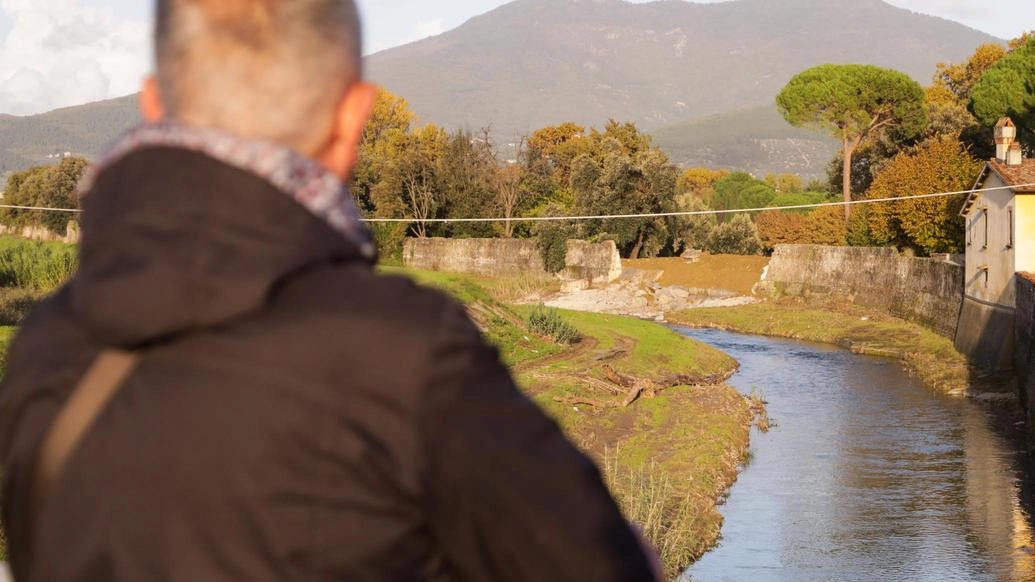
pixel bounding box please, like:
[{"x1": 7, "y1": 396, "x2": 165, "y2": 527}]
[{"x1": 0, "y1": 0, "x2": 1032, "y2": 116}]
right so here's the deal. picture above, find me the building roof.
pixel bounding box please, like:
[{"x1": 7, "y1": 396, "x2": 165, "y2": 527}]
[
  {"x1": 996, "y1": 118, "x2": 1016, "y2": 129},
  {"x1": 960, "y1": 158, "x2": 1035, "y2": 217},
  {"x1": 988, "y1": 159, "x2": 1035, "y2": 193}
]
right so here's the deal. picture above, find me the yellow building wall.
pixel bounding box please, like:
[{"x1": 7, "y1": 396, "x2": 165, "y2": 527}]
[{"x1": 1016, "y1": 195, "x2": 1035, "y2": 274}]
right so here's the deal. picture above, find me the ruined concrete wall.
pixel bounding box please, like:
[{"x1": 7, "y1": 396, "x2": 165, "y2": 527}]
[
  {"x1": 561, "y1": 240, "x2": 623, "y2": 285},
  {"x1": 762, "y1": 245, "x2": 964, "y2": 338},
  {"x1": 0, "y1": 222, "x2": 80, "y2": 244},
  {"x1": 403, "y1": 238, "x2": 622, "y2": 285},
  {"x1": 403, "y1": 238, "x2": 545, "y2": 276}
]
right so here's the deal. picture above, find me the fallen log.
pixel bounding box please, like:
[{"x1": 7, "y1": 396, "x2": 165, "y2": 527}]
[{"x1": 603, "y1": 364, "x2": 636, "y2": 388}]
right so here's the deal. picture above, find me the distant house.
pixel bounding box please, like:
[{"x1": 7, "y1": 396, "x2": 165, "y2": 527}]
[{"x1": 957, "y1": 118, "x2": 1035, "y2": 370}]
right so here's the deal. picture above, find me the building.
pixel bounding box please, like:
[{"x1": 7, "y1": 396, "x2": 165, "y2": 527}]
[{"x1": 957, "y1": 118, "x2": 1035, "y2": 370}]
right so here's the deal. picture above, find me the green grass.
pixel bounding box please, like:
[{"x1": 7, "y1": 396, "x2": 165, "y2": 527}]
[
  {"x1": 381, "y1": 266, "x2": 566, "y2": 367},
  {"x1": 669, "y1": 301, "x2": 970, "y2": 395},
  {"x1": 388, "y1": 267, "x2": 754, "y2": 576},
  {"x1": 540, "y1": 309, "x2": 737, "y2": 379},
  {"x1": 0, "y1": 236, "x2": 77, "y2": 291}
]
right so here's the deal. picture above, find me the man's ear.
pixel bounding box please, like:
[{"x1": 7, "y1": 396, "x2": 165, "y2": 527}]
[
  {"x1": 319, "y1": 82, "x2": 377, "y2": 179},
  {"x1": 139, "y1": 76, "x2": 165, "y2": 122}
]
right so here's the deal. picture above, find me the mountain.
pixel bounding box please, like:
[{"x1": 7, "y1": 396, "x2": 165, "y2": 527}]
[
  {"x1": 0, "y1": 95, "x2": 140, "y2": 176},
  {"x1": 0, "y1": 0, "x2": 1002, "y2": 179},
  {"x1": 368, "y1": 0, "x2": 999, "y2": 138}
]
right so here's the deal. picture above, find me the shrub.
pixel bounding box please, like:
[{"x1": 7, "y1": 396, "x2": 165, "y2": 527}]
[
  {"x1": 803, "y1": 205, "x2": 848, "y2": 246},
  {"x1": 0, "y1": 288, "x2": 48, "y2": 325},
  {"x1": 368, "y1": 222, "x2": 409, "y2": 265},
  {"x1": 0, "y1": 239, "x2": 78, "y2": 290},
  {"x1": 756, "y1": 210, "x2": 808, "y2": 251},
  {"x1": 527, "y1": 305, "x2": 581, "y2": 345},
  {"x1": 537, "y1": 226, "x2": 571, "y2": 274},
  {"x1": 704, "y1": 214, "x2": 763, "y2": 255}
]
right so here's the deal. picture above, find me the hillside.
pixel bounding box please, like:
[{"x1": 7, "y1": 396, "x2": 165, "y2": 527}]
[
  {"x1": 0, "y1": 95, "x2": 139, "y2": 176},
  {"x1": 368, "y1": 0, "x2": 999, "y2": 138},
  {"x1": 0, "y1": 0, "x2": 1001, "y2": 177},
  {"x1": 652, "y1": 106, "x2": 840, "y2": 178}
]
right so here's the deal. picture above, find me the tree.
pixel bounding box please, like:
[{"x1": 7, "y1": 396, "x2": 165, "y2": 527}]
[
  {"x1": 970, "y1": 37, "x2": 1035, "y2": 151},
  {"x1": 865, "y1": 134, "x2": 983, "y2": 255},
  {"x1": 437, "y1": 129, "x2": 497, "y2": 238},
  {"x1": 353, "y1": 88, "x2": 416, "y2": 213},
  {"x1": 527, "y1": 122, "x2": 589, "y2": 186},
  {"x1": 712, "y1": 172, "x2": 775, "y2": 213},
  {"x1": 768, "y1": 191, "x2": 831, "y2": 213},
  {"x1": 494, "y1": 163, "x2": 523, "y2": 238},
  {"x1": 676, "y1": 167, "x2": 727, "y2": 206},
  {"x1": 1010, "y1": 31, "x2": 1034, "y2": 51},
  {"x1": 571, "y1": 129, "x2": 678, "y2": 259},
  {"x1": 764, "y1": 173, "x2": 804, "y2": 193},
  {"x1": 1, "y1": 156, "x2": 88, "y2": 236},
  {"x1": 933, "y1": 44, "x2": 1008, "y2": 107},
  {"x1": 370, "y1": 124, "x2": 448, "y2": 238},
  {"x1": 777, "y1": 64, "x2": 928, "y2": 219}
]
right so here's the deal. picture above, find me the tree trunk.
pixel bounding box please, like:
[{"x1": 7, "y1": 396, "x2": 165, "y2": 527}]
[
  {"x1": 629, "y1": 229, "x2": 646, "y2": 259},
  {"x1": 842, "y1": 137, "x2": 854, "y2": 221}
]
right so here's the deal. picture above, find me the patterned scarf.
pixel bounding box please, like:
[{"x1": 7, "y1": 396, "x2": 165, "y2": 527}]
[{"x1": 79, "y1": 121, "x2": 377, "y2": 260}]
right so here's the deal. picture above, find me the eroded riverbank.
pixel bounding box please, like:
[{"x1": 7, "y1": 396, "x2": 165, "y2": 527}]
[{"x1": 393, "y1": 268, "x2": 758, "y2": 579}]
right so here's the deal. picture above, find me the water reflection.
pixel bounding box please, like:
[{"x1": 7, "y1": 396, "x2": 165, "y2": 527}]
[{"x1": 677, "y1": 328, "x2": 1035, "y2": 582}]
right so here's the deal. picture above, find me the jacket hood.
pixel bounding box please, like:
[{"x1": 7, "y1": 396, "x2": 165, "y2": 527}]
[{"x1": 67, "y1": 134, "x2": 376, "y2": 347}]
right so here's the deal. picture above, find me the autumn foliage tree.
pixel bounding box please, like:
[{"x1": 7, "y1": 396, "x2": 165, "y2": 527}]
[
  {"x1": 777, "y1": 64, "x2": 928, "y2": 219},
  {"x1": 756, "y1": 206, "x2": 846, "y2": 252},
  {"x1": 756, "y1": 210, "x2": 807, "y2": 251},
  {"x1": 865, "y1": 134, "x2": 983, "y2": 255}
]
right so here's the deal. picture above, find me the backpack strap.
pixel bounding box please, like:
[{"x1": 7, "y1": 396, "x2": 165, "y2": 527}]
[{"x1": 32, "y1": 350, "x2": 140, "y2": 513}]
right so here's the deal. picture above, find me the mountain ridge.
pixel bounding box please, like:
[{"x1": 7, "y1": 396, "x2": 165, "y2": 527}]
[
  {"x1": 367, "y1": 0, "x2": 999, "y2": 136},
  {"x1": 1, "y1": 0, "x2": 1003, "y2": 178}
]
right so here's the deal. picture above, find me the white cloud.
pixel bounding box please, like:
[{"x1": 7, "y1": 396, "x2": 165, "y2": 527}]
[{"x1": 0, "y1": 0, "x2": 149, "y2": 115}]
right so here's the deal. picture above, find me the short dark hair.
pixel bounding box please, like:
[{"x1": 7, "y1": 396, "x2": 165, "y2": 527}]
[{"x1": 154, "y1": 0, "x2": 363, "y2": 152}]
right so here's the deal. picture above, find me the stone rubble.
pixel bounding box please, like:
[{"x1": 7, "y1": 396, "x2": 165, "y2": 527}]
[{"x1": 542, "y1": 268, "x2": 757, "y2": 321}]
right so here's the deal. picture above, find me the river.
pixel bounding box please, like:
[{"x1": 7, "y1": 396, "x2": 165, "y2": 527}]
[{"x1": 677, "y1": 328, "x2": 1035, "y2": 582}]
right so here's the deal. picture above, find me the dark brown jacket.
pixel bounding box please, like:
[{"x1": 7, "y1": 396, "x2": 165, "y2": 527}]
[{"x1": 0, "y1": 147, "x2": 654, "y2": 582}]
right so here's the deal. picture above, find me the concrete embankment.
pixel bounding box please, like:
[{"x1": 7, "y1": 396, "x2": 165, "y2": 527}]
[{"x1": 758, "y1": 245, "x2": 964, "y2": 339}]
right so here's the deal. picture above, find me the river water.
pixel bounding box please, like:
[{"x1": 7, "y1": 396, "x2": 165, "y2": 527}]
[{"x1": 677, "y1": 328, "x2": 1035, "y2": 582}]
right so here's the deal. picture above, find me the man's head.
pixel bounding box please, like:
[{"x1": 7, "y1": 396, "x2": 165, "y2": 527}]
[{"x1": 142, "y1": 0, "x2": 376, "y2": 177}]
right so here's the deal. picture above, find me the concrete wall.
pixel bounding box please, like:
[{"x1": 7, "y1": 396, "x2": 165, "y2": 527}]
[
  {"x1": 762, "y1": 245, "x2": 964, "y2": 338},
  {"x1": 403, "y1": 238, "x2": 622, "y2": 285},
  {"x1": 958, "y1": 297, "x2": 1015, "y2": 371},
  {"x1": 1015, "y1": 273, "x2": 1035, "y2": 445},
  {"x1": 403, "y1": 238, "x2": 545, "y2": 275},
  {"x1": 0, "y1": 221, "x2": 80, "y2": 244}
]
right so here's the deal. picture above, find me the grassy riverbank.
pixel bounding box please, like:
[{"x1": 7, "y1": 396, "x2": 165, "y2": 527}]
[
  {"x1": 669, "y1": 300, "x2": 972, "y2": 396},
  {"x1": 392, "y1": 267, "x2": 754, "y2": 578},
  {"x1": 0, "y1": 249, "x2": 756, "y2": 578}
]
